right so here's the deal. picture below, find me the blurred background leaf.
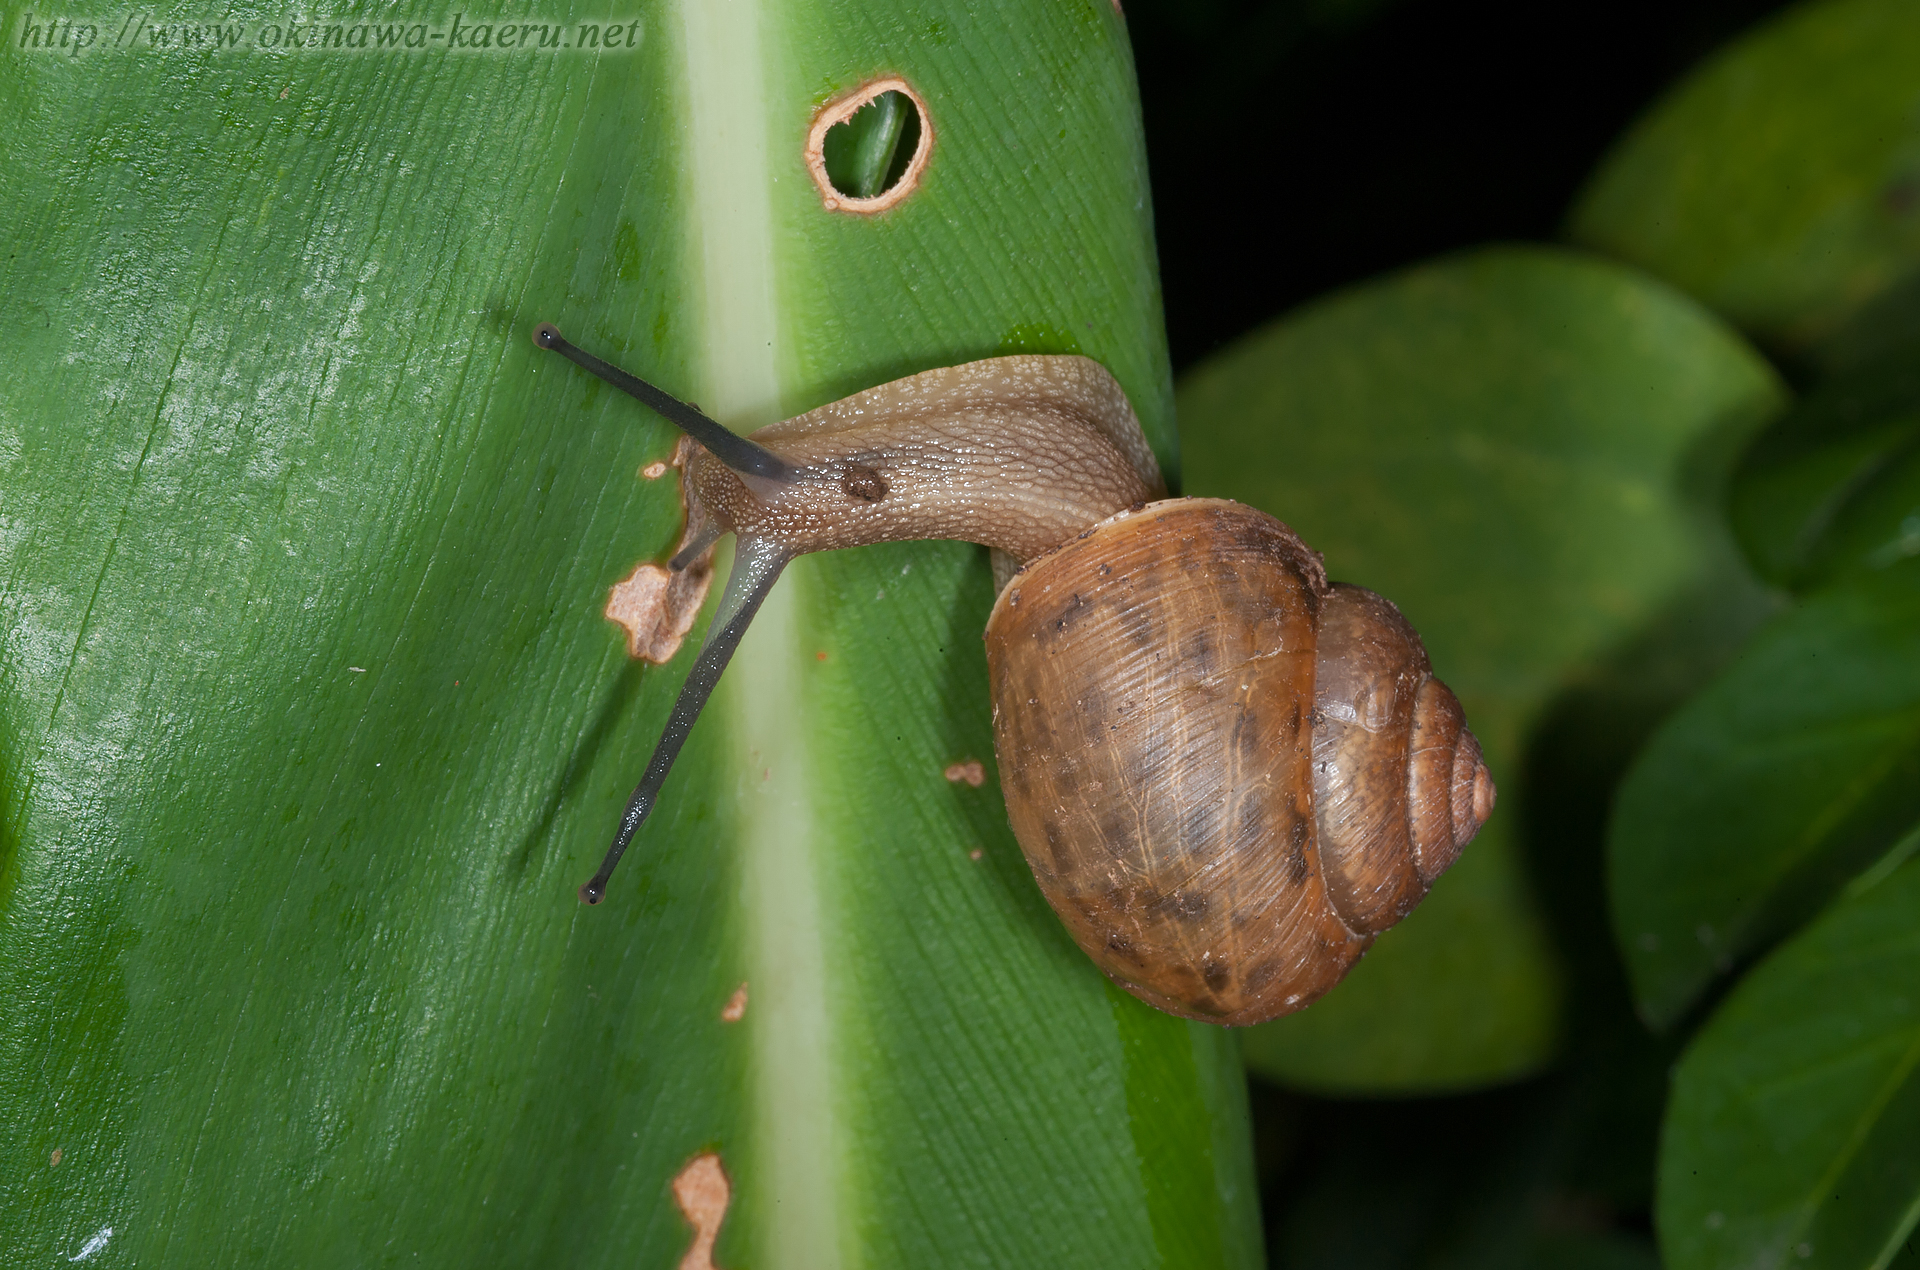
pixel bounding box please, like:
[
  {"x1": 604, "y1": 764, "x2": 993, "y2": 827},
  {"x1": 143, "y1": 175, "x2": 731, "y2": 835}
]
[
  {"x1": 1730, "y1": 353, "x2": 1920, "y2": 589},
  {"x1": 1568, "y1": 0, "x2": 1920, "y2": 363},
  {"x1": 1659, "y1": 852, "x2": 1920, "y2": 1270},
  {"x1": 1607, "y1": 557, "x2": 1920, "y2": 1029}
]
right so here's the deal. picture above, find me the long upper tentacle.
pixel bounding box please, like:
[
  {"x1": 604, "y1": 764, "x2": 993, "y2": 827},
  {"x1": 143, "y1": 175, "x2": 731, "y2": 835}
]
[{"x1": 579, "y1": 536, "x2": 792, "y2": 904}]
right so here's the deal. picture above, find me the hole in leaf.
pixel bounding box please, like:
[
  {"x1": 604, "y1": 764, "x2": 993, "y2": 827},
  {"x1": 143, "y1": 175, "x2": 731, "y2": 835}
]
[
  {"x1": 806, "y1": 78, "x2": 933, "y2": 213},
  {"x1": 822, "y1": 90, "x2": 921, "y2": 200}
]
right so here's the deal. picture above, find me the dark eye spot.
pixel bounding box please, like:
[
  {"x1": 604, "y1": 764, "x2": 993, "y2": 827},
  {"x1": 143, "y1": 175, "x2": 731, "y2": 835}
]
[{"x1": 841, "y1": 464, "x2": 888, "y2": 502}]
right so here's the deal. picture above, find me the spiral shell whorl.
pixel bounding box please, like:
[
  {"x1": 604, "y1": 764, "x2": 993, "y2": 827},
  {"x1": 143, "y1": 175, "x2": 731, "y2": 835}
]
[
  {"x1": 1308, "y1": 585, "x2": 1429, "y2": 934},
  {"x1": 1311, "y1": 584, "x2": 1494, "y2": 933},
  {"x1": 1406, "y1": 677, "x2": 1493, "y2": 884}
]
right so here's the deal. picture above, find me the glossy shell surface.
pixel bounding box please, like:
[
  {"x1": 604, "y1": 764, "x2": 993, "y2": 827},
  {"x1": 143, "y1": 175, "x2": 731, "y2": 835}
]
[{"x1": 985, "y1": 499, "x2": 1493, "y2": 1025}]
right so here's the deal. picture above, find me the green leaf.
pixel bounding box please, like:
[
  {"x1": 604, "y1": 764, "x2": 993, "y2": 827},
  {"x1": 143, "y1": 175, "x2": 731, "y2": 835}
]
[
  {"x1": 1567, "y1": 0, "x2": 1920, "y2": 356},
  {"x1": 1177, "y1": 245, "x2": 1783, "y2": 1091},
  {"x1": 1730, "y1": 354, "x2": 1920, "y2": 589},
  {"x1": 1658, "y1": 851, "x2": 1920, "y2": 1270},
  {"x1": 1609, "y1": 557, "x2": 1920, "y2": 1030},
  {"x1": 0, "y1": 2, "x2": 1263, "y2": 1265}
]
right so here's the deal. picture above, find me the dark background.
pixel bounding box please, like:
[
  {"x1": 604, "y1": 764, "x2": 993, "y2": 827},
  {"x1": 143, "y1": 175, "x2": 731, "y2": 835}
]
[
  {"x1": 1130, "y1": 0, "x2": 1792, "y2": 371},
  {"x1": 1123, "y1": 1, "x2": 1790, "y2": 1262}
]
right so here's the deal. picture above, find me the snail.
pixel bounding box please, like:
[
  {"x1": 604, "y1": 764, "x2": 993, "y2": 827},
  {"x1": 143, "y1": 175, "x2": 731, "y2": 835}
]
[{"x1": 533, "y1": 323, "x2": 1495, "y2": 1026}]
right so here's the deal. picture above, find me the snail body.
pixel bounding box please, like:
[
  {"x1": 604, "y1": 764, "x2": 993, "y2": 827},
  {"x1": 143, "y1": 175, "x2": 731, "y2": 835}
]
[
  {"x1": 533, "y1": 325, "x2": 1493, "y2": 1026},
  {"x1": 681, "y1": 355, "x2": 1162, "y2": 561}
]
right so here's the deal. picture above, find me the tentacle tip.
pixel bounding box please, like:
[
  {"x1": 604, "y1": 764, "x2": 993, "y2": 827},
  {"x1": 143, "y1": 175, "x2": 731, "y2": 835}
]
[
  {"x1": 578, "y1": 879, "x2": 606, "y2": 905},
  {"x1": 533, "y1": 322, "x2": 563, "y2": 350}
]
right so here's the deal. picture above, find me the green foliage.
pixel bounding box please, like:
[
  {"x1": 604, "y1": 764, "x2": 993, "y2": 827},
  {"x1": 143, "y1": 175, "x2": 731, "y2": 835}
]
[
  {"x1": 1179, "y1": 245, "x2": 1781, "y2": 1092},
  {"x1": 1566, "y1": 0, "x2": 1920, "y2": 1263},
  {"x1": 1659, "y1": 854, "x2": 1920, "y2": 1270},
  {"x1": 1730, "y1": 355, "x2": 1920, "y2": 589},
  {"x1": 0, "y1": 1, "x2": 1260, "y2": 1266},
  {"x1": 1568, "y1": 0, "x2": 1920, "y2": 359},
  {"x1": 1608, "y1": 560, "x2": 1920, "y2": 1028}
]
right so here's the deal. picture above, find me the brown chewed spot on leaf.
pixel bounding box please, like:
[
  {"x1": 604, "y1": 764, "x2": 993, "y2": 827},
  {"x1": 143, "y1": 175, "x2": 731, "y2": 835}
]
[
  {"x1": 606, "y1": 438, "x2": 717, "y2": 664},
  {"x1": 49, "y1": 1147, "x2": 61, "y2": 1167},
  {"x1": 606, "y1": 565, "x2": 704, "y2": 663},
  {"x1": 944, "y1": 759, "x2": 986, "y2": 787},
  {"x1": 641, "y1": 461, "x2": 669, "y2": 479},
  {"x1": 720, "y1": 982, "x2": 748, "y2": 1023},
  {"x1": 672, "y1": 1151, "x2": 732, "y2": 1270}
]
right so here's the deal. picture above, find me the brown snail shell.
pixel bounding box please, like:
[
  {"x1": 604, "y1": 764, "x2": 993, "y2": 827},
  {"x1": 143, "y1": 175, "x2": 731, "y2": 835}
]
[{"x1": 985, "y1": 498, "x2": 1494, "y2": 1026}]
